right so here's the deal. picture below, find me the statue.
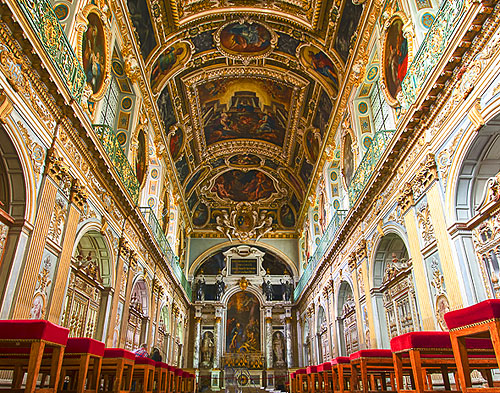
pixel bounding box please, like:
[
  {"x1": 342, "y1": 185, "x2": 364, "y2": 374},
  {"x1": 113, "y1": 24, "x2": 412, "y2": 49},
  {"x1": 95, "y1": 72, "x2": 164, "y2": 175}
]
[
  {"x1": 200, "y1": 331, "x2": 214, "y2": 368},
  {"x1": 281, "y1": 278, "x2": 293, "y2": 302},
  {"x1": 195, "y1": 277, "x2": 205, "y2": 301},
  {"x1": 262, "y1": 277, "x2": 273, "y2": 301},
  {"x1": 215, "y1": 275, "x2": 225, "y2": 301},
  {"x1": 273, "y1": 332, "x2": 286, "y2": 368}
]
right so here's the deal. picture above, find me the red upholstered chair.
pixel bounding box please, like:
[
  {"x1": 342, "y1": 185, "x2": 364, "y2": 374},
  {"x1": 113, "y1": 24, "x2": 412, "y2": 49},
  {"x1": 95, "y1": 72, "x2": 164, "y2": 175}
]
[
  {"x1": 0, "y1": 319, "x2": 69, "y2": 393},
  {"x1": 100, "y1": 348, "x2": 135, "y2": 393},
  {"x1": 56, "y1": 337, "x2": 104, "y2": 393},
  {"x1": 391, "y1": 331, "x2": 496, "y2": 393},
  {"x1": 349, "y1": 349, "x2": 395, "y2": 393},
  {"x1": 307, "y1": 365, "x2": 319, "y2": 393},
  {"x1": 166, "y1": 366, "x2": 175, "y2": 392},
  {"x1": 295, "y1": 368, "x2": 307, "y2": 393},
  {"x1": 290, "y1": 371, "x2": 297, "y2": 393},
  {"x1": 153, "y1": 362, "x2": 168, "y2": 393},
  {"x1": 445, "y1": 299, "x2": 500, "y2": 392},
  {"x1": 172, "y1": 367, "x2": 182, "y2": 393},
  {"x1": 330, "y1": 357, "x2": 351, "y2": 393},
  {"x1": 132, "y1": 356, "x2": 155, "y2": 393},
  {"x1": 317, "y1": 362, "x2": 333, "y2": 393}
]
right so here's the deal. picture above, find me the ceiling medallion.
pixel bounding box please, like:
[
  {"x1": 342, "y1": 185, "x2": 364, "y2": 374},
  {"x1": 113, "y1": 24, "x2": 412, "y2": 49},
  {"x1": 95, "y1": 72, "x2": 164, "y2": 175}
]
[
  {"x1": 214, "y1": 18, "x2": 277, "y2": 63},
  {"x1": 215, "y1": 202, "x2": 274, "y2": 242}
]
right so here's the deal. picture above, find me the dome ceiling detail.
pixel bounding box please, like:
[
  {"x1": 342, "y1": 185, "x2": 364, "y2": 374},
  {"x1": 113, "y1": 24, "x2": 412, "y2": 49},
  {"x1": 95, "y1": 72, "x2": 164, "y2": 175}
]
[{"x1": 116, "y1": 0, "x2": 376, "y2": 237}]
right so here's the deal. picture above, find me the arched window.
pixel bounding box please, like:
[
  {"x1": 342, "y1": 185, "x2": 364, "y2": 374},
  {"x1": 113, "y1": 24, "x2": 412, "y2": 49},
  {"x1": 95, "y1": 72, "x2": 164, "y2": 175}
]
[
  {"x1": 317, "y1": 306, "x2": 329, "y2": 362},
  {"x1": 337, "y1": 282, "x2": 358, "y2": 355},
  {"x1": 126, "y1": 279, "x2": 149, "y2": 350}
]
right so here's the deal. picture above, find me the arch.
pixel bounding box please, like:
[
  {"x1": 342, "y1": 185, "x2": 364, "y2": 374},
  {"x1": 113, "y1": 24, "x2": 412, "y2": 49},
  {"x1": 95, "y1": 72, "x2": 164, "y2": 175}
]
[
  {"x1": 221, "y1": 282, "x2": 265, "y2": 306},
  {"x1": 451, "y1": 114, "x2": 500, "y2": 222},
  {"x1": 371, "y1": 232, "x2": 418, "y2": 348},
  {"x1": 336, "y1": 280, "x2": 356, "y2": 356},
  {"x1": 446, "y1": 107, "x2": 500, "y2": 220},
  {"x1": 130, "y1": 278, "x2": 150, "y2": 317},
  {"x1": 188, "y1": 241, "x2": 299, "y2": 278}
]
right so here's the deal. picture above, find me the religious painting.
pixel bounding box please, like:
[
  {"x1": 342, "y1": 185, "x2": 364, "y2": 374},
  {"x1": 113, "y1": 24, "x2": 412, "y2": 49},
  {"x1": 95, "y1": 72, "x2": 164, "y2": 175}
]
[
  {"x1": 342, "y1": 133, "x2": 355, "y2": 187},
  {"x1": 282, "y1": 170, "x2": 304, "y2": 199},
  {"x1": 192, "y1": 202, "x2": 209, "y2": 227},
  {"x1": 160, "y1": 188, "x2": 170, "y2": 233},
  {"x1": 304, "y1": 128, "x2": 321, "y2": 163},
  {"x1": 312, "y1": 90, "x2": 333, "y2": 136},
  {"x1": 127, "y1": 0, "x2": 157, "y2": 60},
  {"x1": 217, "y1": 21, "x2": 273, "y2": 57},
  {"x1": 135, "y1": 129, "x2": 147, "y2": 187},
  {"x1": 333, "y1": 0, "x2": 364, "y2": 62},
  {"x1": 279, "y1": 204, "x2": 295, "y2": 228},
  {"x1": 188, "y1": 192, "x2": 198, "y2": 210},
  {"x1": 81, "y1": 9, "x2": 108, "y2": 99},
  {"x1": 185, "y1": 167, "x2": 207, "y2": 196},
  {"x1": 169, "y1": 126, "x2": 184, "y2": 161},
  {"x1": 175, "y1": 155, "x2": 190, "y2": 185},
  {"x1": 158, "y1": 88, "x2": 177, "y2": 132},
  {"x1": 383, "y1": 16, "x2": 408, "y2": 103},
  {"x1": 150, "y1": 43, "x2": 191, "y2": 93},
  {"x1": 229, "y1": 154, "x2": 261, "y2": 167},
  {"x1": 226, "y1": 291, "x2": 261, "y2": 353},
  {"x1": 198, "y1": 77, "x2": 292, "y2": 147},
  {"x1": 277, "y1": 33, "x2": 301, "y2": 56},
  {"x1": 291, "y1": 193, "x2": 300, "y2": 214},
  {"x1": 299, "y1": 45, "x2": 339, "y2": 97},
  {"x1": 212, "y1": 170, "x2": 276, "y2": 202},
  {"x1": 299, "y1": 160, "x2": 313, "y2": 186}
]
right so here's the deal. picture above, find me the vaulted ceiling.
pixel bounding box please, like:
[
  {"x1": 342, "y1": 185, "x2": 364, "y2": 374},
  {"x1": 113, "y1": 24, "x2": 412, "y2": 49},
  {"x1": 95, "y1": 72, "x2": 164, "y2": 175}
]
[{"x1": 120, "y1": 0, "x2": 371, "y2": 236}]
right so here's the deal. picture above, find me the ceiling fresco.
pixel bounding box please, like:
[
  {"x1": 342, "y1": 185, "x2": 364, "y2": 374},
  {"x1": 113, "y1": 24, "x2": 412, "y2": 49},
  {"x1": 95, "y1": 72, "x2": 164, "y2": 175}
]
[{"x1": 114, "y1": 0, "x2": 374, "y2": 237}]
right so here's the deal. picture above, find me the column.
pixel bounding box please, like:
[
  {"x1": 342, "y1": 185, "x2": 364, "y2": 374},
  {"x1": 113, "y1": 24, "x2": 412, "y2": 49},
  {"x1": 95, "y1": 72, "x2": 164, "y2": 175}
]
[
  {"x1": 357, "y1": 241, "x2": 377, "y2": 348},
  {"x1": 284, "y1": 315, "x2": 293, "y2": 368},
  {"x1": 265, "y1": 307, "x2": 273, "y2": 370},
  {"x1": 212, "y1": 307, "x2": 223, "y2": 391},
  {"x1": 193, "y1": 316, "x2": 202, "y2": 369},
  {"x1": 348, "y1": 253, "x2": 364, "y2": 349},
  {"x1": 326, "y1": 280, "x2": 338, "y2": 358},
  {"x1": 119, "y1": 253, "x2": 138, "y2": 347},
  {"x1": 47, "y1": 179, "x2": 85, "y2": 323},
  {"x1": 427, "y1": 183, "x2": 463, "y2": 309},
  {"x1": 399, "y1": 185, "x2": 436, "y2": 330},
  {"x1": 12, "y1": 152, "x2": 64, "y2": 319}
]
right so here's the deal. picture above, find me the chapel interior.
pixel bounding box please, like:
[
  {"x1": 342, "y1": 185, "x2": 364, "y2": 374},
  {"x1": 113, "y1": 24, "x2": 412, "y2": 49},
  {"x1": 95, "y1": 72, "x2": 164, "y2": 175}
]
[{"x1": 0, "y1": 0, "x2": 500, "y2": 391}]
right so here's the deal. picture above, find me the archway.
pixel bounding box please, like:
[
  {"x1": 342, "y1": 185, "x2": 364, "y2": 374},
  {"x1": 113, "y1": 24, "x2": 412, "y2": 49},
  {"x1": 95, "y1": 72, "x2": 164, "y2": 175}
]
[
  {"x1": 125, "y1": 279, "x2": 149, "y2": 350},
  {"x1": 0, "y1": 125, "x2": 27, "y2": 310},
  {"x1": 61, "y1": 230, "x2": 113, "y2": 339},
  {"x1": 371, "y1": 233, "x2": 417, "y2": 348},
  {"x1": 337, "y1": 281, "x2": 357, "y2": 356},
  {"x1": 317, "y1": 305, "x2": 329, "y2": 362},
  {"x1": 454, "y1": 117, "x2": 500, "y2": 299}
]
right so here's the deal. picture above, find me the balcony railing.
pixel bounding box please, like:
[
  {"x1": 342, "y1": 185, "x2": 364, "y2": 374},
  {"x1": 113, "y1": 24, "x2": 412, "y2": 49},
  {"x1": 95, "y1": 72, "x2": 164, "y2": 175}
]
[
  {"x1": 93, "y1": 125, "x2": 139, "y2": 204},
  {"x1": 348, "y1": 129, "x2": 395, "y2": 206},
  {"x1": 17, "y1": 0, "x2": 86, "y2": 103},
  {"x1": 139, "y1": 207, "x2": 192, "y2": 301},
  {"x1": 399, "y1": 0, "x2": 465, "y2": 113},
  {"x1": 294, "y1": 209, "x2": 347, "y2": 301}
]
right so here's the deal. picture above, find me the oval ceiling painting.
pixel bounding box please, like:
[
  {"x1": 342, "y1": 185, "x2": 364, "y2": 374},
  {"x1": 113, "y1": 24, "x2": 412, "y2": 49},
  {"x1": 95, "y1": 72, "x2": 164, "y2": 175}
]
[
  {"x1": 212, "y1": 170, "x2": 276, "y2": 202},
  {"x1": 150, "y1": 42, "x2": 191, "y2": 94},
  {"x1": 299, "y1": 45, "x2": 339, "y2": 98},
  {"x1": 218, "y1": 21, "x2": 273, "y2": 57}
]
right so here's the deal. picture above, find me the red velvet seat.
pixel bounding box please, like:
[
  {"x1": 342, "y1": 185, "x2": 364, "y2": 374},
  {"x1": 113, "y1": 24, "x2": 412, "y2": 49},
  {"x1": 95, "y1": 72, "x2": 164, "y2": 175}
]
[
  {"x1": 132, "y1": 356, "x2": 156, "y2": 393},
  {"x1": 391, "y1": 331, "x2": 496, "y2": 393},
  {"x1": 330, "y1": 357, "x2": 351, "y2": 393},
  {"x1": 349, "y1": 349, "x2": 395, "y2": 393},
  {"x1": 154, "y1": 362, "x2": 168, "y2": 393},
  {"x1": 445, "y1": 300, "x2": 500, "y2": 393},
  {"x1": 100, "y1": 348, "x2": 135, "y2": 393},
  {"x1": 317, "y1": 362, "x2": 333, "y2": 393},
  {"x1": 0, "y1": 319, "x2": 69, "y2": 393},
  {"x1": 306, "y1": 365, "x2": 319, "y2": 393},
  {"x1": 55, "y1": 337, "x2": 104, "y2": 393}
]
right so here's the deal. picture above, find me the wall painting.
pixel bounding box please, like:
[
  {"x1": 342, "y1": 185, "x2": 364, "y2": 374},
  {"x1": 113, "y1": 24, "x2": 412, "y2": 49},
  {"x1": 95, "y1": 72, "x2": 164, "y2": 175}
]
[
  {"x1": 150, "y1": 43, "x2": 191, "y2": 94},
  {"x1": 226, "y1": 291, "x2": 261, "y2": 353}
]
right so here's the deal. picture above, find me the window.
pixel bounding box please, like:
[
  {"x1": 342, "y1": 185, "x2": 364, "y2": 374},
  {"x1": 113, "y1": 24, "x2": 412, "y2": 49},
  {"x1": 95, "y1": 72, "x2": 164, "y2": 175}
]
[
  {"x1": 370, "y1": 82, "x2": 395, "y2": 133},
  {"x1": 99, "y1": 77, "x2": 120, "y2": 128}
]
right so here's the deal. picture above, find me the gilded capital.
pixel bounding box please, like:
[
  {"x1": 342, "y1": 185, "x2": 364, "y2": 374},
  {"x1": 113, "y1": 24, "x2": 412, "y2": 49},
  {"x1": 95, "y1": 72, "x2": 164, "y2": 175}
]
[
  {"x1": 348, "y1": 252, "x2": 357, "y2": 272},
  {"x1": 70, "y1": 179, "x2": 87, "y2": 210},
  {"x1": 398, "y1": 182, "x2": 414, "y2": 213},
  {"x1": 356, "y1": 239, "x2": 367, "y2": 261}
]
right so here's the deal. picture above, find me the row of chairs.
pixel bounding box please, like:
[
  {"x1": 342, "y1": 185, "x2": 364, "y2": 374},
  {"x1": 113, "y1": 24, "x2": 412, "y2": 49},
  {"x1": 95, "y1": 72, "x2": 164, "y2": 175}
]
[
  {"x1": 0, "y1": 319, "x2": 195, "y2": 393},
  {"x1": 290, "y1": 299, "x2": 500, "y2": 393}
]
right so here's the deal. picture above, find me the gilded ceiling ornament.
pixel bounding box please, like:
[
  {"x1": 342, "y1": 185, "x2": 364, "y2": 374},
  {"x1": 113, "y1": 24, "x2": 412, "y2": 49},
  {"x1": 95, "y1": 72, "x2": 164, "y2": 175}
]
[
  {"x1": 215, "y1": 203, "x2": 274, "y2": 242},
  {"x1": 214, "y1": 18, "x2": 278, "y2": 63}
]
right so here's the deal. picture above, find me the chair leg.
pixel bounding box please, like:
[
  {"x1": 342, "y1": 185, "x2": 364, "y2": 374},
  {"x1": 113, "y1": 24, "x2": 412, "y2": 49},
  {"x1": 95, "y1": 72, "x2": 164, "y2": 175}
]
[
  {"x1": 409, "y1": 350, "x2": 425, "y2": 393},
  {"x1": 26, "y1": 341, "x2": 45, "y2": 393}
]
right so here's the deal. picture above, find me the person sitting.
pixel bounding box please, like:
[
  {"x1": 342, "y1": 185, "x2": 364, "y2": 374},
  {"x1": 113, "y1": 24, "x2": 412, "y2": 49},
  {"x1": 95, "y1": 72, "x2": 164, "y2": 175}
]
[
  {"x1": 134, "y1": 343, "x2": 149, "y2": 358},
  {"x1": 150, "y1": 347, "x2": 162, "y2": 362}
]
